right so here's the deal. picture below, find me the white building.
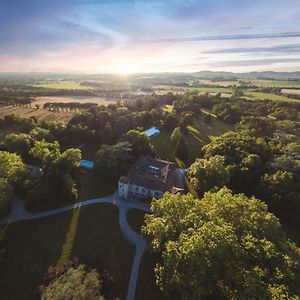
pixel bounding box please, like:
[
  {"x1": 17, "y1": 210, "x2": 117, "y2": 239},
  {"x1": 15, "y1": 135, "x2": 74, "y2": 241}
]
[{"x1": 118, "y1": 156, "x2": 183, "y2": 201}]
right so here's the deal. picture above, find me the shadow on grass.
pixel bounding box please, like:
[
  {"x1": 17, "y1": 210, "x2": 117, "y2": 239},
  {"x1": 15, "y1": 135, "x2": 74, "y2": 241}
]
[{"x1": 0, "y1": 211, "x2": 72, "y2": 300}]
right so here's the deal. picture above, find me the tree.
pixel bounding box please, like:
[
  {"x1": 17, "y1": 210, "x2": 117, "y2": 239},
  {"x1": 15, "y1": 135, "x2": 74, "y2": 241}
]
[
  {"x1": 257, "y1": 171, "x2": 300, "y2": 225},
  {"x1": 187, "y1": 155, "x2": 230, "y2": 196},
  {"x1": 29, "y1": 140, "x2": 60, "y2": 167},
  {"x1": 121, "y1": 130, "x2": 152, "y2": 157},
  {"x1": 170, "y1": 127, "x2": 181, "y2": 144},
  {"x1": 95, "y1": 142, "x2": 133, "y2": 178},
  {"x1": 2, "y1": 133, "x2": 32, "y2": 158},
  {"x1": 56, "y1": 148, "x2": 82, "y2": 174},
  {"x1": 142, "y1": 188, "x2": 300, "y2": 300},
  {"x1": 174, "y1": 135, "x2": 188, "y2": 163},
  {"x1": 40, "y1": 265, "x2": 105, "y2": 300},
  {"x1": 0, "y1": 151, "x2": 27, "y2": 217}
]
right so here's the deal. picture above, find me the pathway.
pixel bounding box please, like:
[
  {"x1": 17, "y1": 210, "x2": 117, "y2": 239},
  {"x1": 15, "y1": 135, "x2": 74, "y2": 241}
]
[{"x1": 0, "y1": 193, "x2": 150, "y2": 300}]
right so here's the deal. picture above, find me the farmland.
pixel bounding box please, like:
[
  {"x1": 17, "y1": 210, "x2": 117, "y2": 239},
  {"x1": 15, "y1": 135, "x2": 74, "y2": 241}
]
[
  {"x1": 0, "y1": 105, "x2": 73, "y2": 122},
  {"x1": 281, "y1": 88, "x2": 300, "y2": 95},
  {"x1": 32, "y1": 81, "x2": 95, "y2": 90},
  {"x1": 33, "y1": 96, "x2": 120, "y2": 106},
  {"x1": 244, "y1": 91, "x2": 299, "y2": 102}
]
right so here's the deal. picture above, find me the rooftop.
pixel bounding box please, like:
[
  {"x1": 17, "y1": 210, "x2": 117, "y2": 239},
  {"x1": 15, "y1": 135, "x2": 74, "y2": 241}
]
[
  {"x1": 121, "y1": 156, "x2": 179, "y2": 192},
  {"x1": 143, "y1": 127, "x2": 160, "y2": 138},
  {"x1": 80, "y1": 160, "x2": 95, "y2": 169}
]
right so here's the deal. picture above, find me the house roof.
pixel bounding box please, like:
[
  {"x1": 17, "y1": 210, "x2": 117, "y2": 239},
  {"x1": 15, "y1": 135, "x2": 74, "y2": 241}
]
[
  {"x1": 143, "y1": 127, "x2": 160, "y2": 138},
  {"x1": 80, "y1": 160, "x2": 95, "y2": 169},
  {"x1": 122, "y1": 156, "x2": 179, "y2": 193}
]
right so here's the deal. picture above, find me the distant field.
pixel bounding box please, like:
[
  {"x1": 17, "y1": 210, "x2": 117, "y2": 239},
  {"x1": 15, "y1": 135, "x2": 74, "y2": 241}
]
[
  {"x1": 32, "y1": 81, "x2": 95, "y2": 90},
  {"x1": 249, "y1": 79, "x2": 300, "y2": 88},
  {"x1": 0, "y1": 105, "x2": 73, "y2": 122},
  {"x1": 189, "y1": 87, "x2": 234, "y2": 94},
  {"x1": 33, "y1": 96, "x2": 119, "y2": 106},
  {"x1": 244, "y1": 91, "x2": 299, "y2": 102},
  {"x1": 0, "y1": 204, "x2": 134, "y2": 300},
  {"x1": 198, "y1": 80, "x2": 240, "y2": 87},
  {"x1": 281, "y1": 88, "x2": 300, "y2": 95}
]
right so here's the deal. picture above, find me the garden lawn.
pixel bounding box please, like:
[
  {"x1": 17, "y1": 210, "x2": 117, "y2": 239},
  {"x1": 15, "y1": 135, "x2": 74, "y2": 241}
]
[
  {"x1": 0, "y1": 203, "x2": 134, "y2": 300},
  {"x1": 127, "y1": 209, "x2": 168, "y2": 300},
  {"x1": 186, "y1": 114, "x2": 233, "y2": 165},
  {"x1": 78, "y1": 172, "x2": 117, "y2": 200},
  {"x1": 151, "y1": 114, "x2": 233, "y2": 166}
]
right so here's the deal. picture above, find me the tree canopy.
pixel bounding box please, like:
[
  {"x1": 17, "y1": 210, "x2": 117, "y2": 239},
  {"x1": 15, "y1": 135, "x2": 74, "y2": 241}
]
[
  {"x1": 142, "y1": 188, "x2": 300, "y2": 300},
  {"x1": 187, "y1": 155, "x2": 230, "y2": 196},
  {"x1": 40, "y1": 265, "x2": 105, "y2": 300}
]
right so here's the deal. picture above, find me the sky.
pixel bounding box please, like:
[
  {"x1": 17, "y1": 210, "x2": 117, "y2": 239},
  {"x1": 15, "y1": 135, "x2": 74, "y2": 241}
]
[{"x1": 0, "y1": 0, "x2": 300, "y2": 73}]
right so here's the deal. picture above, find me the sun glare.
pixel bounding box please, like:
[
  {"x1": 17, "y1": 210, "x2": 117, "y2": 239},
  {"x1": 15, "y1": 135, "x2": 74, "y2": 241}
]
[{"x1": 115, "y1": 63, "x2": 135, "y2": 75}]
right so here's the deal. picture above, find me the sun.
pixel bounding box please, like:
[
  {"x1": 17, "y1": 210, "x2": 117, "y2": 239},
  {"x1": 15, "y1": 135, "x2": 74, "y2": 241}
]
[{"x1": 115, "y1": 63, "x2": 135, "y2": 75}]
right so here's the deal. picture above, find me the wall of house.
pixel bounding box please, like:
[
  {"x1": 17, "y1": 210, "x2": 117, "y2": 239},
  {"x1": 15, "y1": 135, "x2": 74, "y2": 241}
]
[
  {"x1": 128, "y1": 184, "x2": 163, "y2": 201},
  {"x1": 118, "y1": 182, "x2": 128, "y2": 199},
  {"x1": 118, "y1": 181, "x2": 164, "y2": 200}
]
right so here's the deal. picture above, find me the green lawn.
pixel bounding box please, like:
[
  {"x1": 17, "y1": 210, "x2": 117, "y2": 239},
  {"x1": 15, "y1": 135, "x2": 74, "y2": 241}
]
[
  {"x1": 78, "y1": 171, "x2": 117, "y2": 201},
  {"x1": 151, "y1": 114, "x2": 233, "y2": 166},
  {"x1": 127, "y1": 209, "x2": 146, "y2": 234},
  {"x1": 126, "y1": 209, "x2": 168, "y2": 300},
  {"x1": 249, "y1": 79, "x2": 300, "y2": 88},
  {"x1": 33, "y1": 81, "x2": 94, "y2": 90},
  {"x1": 136, "y1": 252, "x2": 168, "y2": 300},
  {"x1": 244, "y1": 91, "x2": 299, "y2": 102},
  {"x1": 0, "y1": 204, "x2": 134, "y2": 300}
]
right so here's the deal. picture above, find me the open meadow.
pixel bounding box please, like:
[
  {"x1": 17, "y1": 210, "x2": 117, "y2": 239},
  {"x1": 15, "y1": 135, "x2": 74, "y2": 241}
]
[{"x1": 0, "y1": 204, "x2": 134, "y2": 300}]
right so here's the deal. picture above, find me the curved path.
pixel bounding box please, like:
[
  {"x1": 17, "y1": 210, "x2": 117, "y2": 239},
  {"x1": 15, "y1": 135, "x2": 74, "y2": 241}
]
[{"x1": 0, "y1": 193, "x2": 150, "y2": 300}]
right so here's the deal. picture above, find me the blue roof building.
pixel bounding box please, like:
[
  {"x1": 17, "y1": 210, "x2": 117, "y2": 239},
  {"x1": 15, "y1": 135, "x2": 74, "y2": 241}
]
[
  {"x1": 80, "y1": 160, "x2": 95, "y2": 170},
  {"x1": 143, "y1": 127, "x2": 160, "y2": 138}
]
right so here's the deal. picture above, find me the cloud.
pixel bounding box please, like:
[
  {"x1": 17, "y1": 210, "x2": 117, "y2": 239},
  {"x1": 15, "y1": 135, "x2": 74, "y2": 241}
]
[
  {"x1": 208, "y1": 58, "x2": 300, "y2": 67},
  {"x1": 141, "y1": 32, "x2": 300, "y2": 44},
  {"x1": 205, "y1": 44, "x2": 300, "y2": 54}
]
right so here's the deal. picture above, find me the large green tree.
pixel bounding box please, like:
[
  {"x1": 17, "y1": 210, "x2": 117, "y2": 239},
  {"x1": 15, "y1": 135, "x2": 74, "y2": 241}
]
[
  {"x1": 142, "y1": 188, "x2": 300, "y2": 300},
  {"x1": 121, "y1": 130, "x2": 152, "y2": 157},
  {"x1": 0, "y1": 151, "x2": 27, "y2": 217},
  {"x1": 40, "y1": 265, "x2": 105, "y2": 300},
  {"x1": 187, "y1": 155, "x2": 230, "y2": 196}
]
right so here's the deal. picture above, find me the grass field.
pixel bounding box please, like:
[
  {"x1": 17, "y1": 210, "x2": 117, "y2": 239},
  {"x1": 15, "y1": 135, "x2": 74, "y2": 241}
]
[
  {"x1": 33, "y1": 81, "x2": 95, "y2": 90},
  {"x1": 249, "y1": 79, "x2": 300, "y2": 88},
  {"x1": 0, "y1": 204, "x2": 134, "y2": 300},
  {"x1": 127, "y1": 208, "x2": 146, "y2": 234},
  {"x1": 78, "y1": 172, "x2": 117, "y2": 200},
  {"x1": 151, "y1": 112, "x2": 233, "y2": 165},
  {"x1": 244, "y1": 91, "x2": 299, "y2": 102}
]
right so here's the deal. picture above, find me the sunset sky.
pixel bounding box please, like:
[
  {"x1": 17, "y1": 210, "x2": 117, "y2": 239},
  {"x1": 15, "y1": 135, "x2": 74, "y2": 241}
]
[{"x1": 1, "y1": 0, "x2": 300, "y2": 73}]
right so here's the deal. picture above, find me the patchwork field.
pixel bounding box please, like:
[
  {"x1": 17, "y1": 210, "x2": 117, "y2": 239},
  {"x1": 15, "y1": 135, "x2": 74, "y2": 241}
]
[
  {"x1": 281, "y1": 88, "x2": 300, "y2": 95},
  {"x1": 0, "y1": 105, "x2": 73, "y2": 122},
  {"x1": 0, "y1": 204, "x2": 134, "y2": 300}
]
